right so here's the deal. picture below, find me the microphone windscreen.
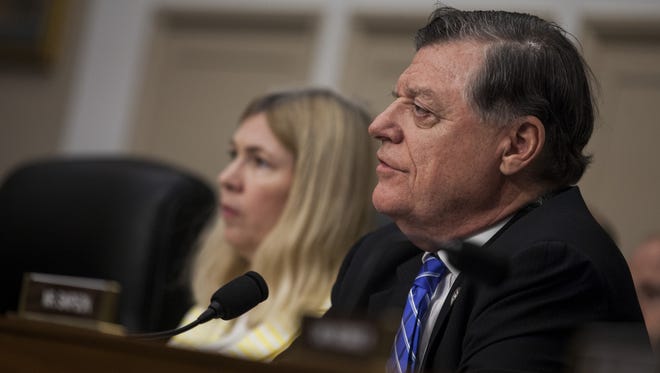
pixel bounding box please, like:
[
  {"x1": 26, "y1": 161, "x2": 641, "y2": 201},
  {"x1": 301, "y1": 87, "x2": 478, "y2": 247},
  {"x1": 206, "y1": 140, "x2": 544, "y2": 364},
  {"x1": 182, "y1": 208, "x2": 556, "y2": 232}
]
[{"x1": 210, "y1": 271, "x2": 269, "y2": 320}]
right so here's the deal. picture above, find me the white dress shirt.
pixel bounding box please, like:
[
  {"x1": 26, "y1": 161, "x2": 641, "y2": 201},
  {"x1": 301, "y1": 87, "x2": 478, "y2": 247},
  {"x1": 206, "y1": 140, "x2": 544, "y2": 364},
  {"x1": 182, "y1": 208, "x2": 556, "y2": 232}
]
[{"x1": 417, "y1": 217, "x2": 511, "y2": 364}]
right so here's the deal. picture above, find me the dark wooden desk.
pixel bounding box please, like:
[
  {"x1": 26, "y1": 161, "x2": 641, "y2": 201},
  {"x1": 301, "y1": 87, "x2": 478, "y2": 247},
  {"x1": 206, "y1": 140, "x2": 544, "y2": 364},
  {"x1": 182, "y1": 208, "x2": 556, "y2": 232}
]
[{"x1": 0, "y1": 316, "x2": 382, "y2": 373}]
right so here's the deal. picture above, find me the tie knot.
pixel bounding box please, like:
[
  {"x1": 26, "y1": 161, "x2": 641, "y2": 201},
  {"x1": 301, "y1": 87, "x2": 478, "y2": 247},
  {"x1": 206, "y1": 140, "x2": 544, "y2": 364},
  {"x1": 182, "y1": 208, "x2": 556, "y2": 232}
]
[
  {"x1": 422, "y1": 254, "x2": 445, "y2": 274},
  {"x1": 414, "y1": 254, "x2": 446, "y2": 290}
]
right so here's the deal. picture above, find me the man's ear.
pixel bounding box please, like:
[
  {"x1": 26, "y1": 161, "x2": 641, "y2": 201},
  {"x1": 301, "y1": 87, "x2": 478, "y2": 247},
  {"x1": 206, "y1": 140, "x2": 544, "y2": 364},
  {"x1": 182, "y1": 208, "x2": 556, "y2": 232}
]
[{"x1": 499, "y1": 116, "x2": 545, "y2": 175}]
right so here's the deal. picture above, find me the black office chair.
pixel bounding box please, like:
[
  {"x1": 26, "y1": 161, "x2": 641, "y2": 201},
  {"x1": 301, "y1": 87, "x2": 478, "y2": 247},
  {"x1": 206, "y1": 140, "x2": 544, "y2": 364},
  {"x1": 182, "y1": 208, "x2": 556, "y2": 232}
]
[{"x1": 0, "y1": 156, "x2": 216, "y2": 332}]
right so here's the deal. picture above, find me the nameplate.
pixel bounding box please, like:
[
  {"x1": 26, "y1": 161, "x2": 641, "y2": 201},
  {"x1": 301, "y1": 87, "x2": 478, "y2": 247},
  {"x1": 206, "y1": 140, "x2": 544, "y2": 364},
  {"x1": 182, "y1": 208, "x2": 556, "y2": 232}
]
[
  {"x1": 18, "y1": 272, "x2": 121, "y2": 326},
  {"x1": 300, "y1": 316, "x2": 389, "y2": 357}
]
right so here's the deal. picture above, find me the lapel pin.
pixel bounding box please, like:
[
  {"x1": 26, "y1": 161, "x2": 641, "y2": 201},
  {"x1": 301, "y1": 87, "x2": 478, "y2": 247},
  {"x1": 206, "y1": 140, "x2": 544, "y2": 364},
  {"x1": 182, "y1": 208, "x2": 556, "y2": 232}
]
[{"x1": 450, "y1": 287, "x2": 461, "y2": 305}]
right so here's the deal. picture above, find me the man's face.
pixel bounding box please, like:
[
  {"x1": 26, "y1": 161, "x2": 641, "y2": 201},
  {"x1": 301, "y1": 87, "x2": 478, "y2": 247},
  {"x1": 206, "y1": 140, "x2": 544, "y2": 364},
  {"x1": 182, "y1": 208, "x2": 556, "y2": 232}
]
[
  {"x1": 630, "y1": 238, "x2": 660, "y2": 346},
  {"x1": 369, "y1": 41, "x2": 508, "y2": 249}
]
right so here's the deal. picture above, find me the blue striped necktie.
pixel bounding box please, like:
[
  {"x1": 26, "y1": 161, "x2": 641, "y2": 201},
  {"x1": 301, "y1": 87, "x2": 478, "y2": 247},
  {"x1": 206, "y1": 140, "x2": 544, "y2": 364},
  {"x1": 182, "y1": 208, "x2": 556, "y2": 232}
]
[{"x1": 388, "y1": 254, "x2": 447, "y2": 373}]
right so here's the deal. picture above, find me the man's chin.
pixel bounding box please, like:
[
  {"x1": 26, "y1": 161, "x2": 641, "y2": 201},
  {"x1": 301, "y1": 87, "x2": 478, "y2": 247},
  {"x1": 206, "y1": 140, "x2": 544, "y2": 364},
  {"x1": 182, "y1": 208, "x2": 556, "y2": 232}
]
[
  {"x1": 372, "y1": 186, "x2": 405, "y2": 216},
  {"x1": 395, "y1": 224, "x2": 436, "y2": 252},
  {"x1": 383, "y1": 217, "x2": 437, "y2": 252}
]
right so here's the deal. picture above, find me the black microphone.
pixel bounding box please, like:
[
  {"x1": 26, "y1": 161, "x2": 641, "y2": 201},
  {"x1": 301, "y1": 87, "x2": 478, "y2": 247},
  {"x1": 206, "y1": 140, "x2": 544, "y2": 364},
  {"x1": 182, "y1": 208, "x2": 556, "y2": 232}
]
[
  {"x1": 129, "y1": 271, "x2": 268, "y2": 340},
  {"x1": 438, "y1": 240, "x2": 509, "y2": 285}
]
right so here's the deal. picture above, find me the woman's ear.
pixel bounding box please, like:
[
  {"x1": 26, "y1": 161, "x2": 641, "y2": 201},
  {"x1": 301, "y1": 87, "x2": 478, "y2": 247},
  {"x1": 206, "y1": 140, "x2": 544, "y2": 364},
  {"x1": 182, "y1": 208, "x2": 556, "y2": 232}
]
[{"x1": 499, "y1": 116, "x2": 545, "y2": 176}]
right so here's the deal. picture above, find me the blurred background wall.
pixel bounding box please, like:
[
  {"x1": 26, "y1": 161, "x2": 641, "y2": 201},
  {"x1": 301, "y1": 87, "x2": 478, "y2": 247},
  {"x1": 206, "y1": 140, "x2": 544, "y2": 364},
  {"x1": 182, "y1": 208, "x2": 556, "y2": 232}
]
[{"x1": 1, "y1": 0, "x2": 659, "y2": 257}]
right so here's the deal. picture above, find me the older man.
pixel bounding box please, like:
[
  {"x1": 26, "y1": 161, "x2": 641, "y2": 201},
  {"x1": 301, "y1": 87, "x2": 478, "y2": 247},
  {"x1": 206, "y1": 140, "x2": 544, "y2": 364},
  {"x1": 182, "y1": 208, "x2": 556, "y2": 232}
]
[
  {"x1": 630, "y1": 234, "x2": 660, "y2": 348},
  {"x1": 323, "y1": 6, "x2": 647, "y2": 373}
]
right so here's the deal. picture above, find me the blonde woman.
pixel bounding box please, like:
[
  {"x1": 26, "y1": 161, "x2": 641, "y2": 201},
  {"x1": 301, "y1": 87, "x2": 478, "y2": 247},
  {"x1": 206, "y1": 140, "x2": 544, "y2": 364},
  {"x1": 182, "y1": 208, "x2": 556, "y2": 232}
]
[{"x1": 169, "y1": 88, "x2": 377, "y2": 361}]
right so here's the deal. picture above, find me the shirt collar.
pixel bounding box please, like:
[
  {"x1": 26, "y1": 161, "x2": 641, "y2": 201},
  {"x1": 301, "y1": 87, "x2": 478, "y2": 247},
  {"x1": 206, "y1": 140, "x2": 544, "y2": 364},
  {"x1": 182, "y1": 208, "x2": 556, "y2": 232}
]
[{"x1": 428, "y1": 216, "x2": 512, "y2": 275}]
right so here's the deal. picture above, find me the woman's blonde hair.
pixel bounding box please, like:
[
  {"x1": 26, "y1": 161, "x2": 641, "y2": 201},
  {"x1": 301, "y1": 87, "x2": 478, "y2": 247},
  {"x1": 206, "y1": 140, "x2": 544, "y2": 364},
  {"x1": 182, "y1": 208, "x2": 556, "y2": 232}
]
[{"x1": 191, "y1": 88, "x2": 376, "y2": 326}]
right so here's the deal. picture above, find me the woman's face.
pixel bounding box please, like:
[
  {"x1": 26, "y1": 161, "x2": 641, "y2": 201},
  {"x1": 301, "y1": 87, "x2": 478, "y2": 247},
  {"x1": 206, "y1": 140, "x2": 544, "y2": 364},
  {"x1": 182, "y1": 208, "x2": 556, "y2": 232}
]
[{"x1": 218, "y1": 112, "x2": 294, "y2": 261}]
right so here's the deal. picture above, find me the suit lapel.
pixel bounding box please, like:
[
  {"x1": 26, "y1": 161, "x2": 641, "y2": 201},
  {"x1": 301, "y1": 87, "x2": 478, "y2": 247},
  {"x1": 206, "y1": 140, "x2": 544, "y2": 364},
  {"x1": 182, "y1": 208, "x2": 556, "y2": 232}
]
[
  {"x1": 368, "y1": 252, "x2": 421, "y2": 316},
  {"x1": 423, "y1": 274, "x2": 465, "y2": 358}
]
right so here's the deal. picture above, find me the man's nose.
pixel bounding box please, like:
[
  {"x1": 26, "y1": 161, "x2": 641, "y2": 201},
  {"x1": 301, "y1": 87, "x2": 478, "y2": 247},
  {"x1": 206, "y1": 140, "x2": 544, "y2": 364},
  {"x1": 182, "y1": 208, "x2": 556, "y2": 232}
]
[{"x1": 368, "y1": 101, "x2": 404, "y2": 144}]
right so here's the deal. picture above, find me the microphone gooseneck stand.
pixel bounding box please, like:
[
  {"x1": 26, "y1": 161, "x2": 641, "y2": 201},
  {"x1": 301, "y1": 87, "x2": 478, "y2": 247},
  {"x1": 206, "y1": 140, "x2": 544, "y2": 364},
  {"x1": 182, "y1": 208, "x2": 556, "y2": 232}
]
[{"x1": 128, "y1": 271, "x2": 268, "y2": 341}]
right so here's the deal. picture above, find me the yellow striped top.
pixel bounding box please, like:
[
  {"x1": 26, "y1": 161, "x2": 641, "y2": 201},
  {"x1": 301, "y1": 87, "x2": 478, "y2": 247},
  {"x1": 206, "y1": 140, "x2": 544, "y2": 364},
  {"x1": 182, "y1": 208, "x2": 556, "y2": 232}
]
[{"x1": 169, "y1": 300, "x2": 328, "y2": 361}]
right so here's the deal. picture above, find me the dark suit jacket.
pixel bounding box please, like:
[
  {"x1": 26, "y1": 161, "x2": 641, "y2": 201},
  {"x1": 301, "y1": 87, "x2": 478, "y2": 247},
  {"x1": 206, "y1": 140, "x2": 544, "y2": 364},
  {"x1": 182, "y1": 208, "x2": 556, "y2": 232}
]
[{"x1": 325, "y1": 187, "x2": 647, "y2": 372}]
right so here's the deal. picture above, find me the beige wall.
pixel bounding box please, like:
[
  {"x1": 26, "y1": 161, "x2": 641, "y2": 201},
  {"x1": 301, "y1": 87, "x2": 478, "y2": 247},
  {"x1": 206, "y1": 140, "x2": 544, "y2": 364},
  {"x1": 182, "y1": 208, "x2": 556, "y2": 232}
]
[
  {"x1": 2, "y1": 2, "x2": 659, "y2": 258},
  {"x1": 579, "y1": 17, "x2": 660, "y2": 254},
  {"x1": 340, "y1": 14, "x2": 425, "y2": 116},
  {"x1": 130, "y1": 10, "x2": 318, "y2": 182},
  {"x1": 0, "y1": 1, "x2": 87, "y2": 181},
  {"x1": 129, "y1": 8, "x2": 660, "y2": 257}
]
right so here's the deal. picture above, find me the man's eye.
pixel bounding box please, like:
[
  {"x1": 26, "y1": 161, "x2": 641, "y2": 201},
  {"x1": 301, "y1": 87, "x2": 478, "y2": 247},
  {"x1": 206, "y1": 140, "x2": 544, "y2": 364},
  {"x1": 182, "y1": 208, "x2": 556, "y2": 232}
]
[
  {"x1": 413, "y1": 103, "x2": 431, "y2": 116},
  {"x1": 228, "y1": 149, "x2": 237, "y2": 159},
  {"x1": 411, "y1": 102, "x2": 440, "y2": 129}
]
